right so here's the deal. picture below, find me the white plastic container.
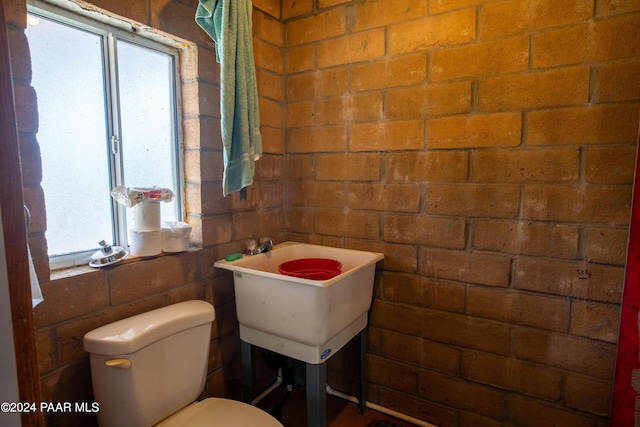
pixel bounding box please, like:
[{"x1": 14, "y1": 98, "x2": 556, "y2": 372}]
[
  {"x1": 162, "y1": 221, "x2": 192, "y2": 253},
  {"x1": 129, "y1": 229, "x2": 163, "y2": 257},
  {"x1": 132, "y1": 202, "x2": 161, "y2": 230}
]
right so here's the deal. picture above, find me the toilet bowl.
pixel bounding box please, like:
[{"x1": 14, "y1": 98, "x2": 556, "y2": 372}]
[
  {"x1": 155, "y1": 398, "x2": 279, "y2": 426},
  {"x1": 83, "y1": 300, "x2": 282, "y2": 427}
]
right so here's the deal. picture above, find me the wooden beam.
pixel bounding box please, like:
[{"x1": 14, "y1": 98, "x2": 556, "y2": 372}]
[{"x1": 0, "y1": 1, "x2": 44, "y2": 425}]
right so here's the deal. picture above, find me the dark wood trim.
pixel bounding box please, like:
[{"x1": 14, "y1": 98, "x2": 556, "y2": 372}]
[{"x1": 0, "y1": 1, "x2": 44, "y2": 425}]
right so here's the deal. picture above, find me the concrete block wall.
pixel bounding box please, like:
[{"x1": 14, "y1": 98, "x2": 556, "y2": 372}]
[
  {"x1": 283, "y1": 0, "x2": 640, "y2": 426},
  {"x1": 5, "y1": 0, "x2": 284, "y2": 425}
]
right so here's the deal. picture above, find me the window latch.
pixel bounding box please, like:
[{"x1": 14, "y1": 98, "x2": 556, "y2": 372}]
[{"x1": 110, "y1": 135, "x2": 119, "y2": 155}]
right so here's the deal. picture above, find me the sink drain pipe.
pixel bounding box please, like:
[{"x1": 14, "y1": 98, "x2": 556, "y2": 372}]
[
  {"x1": 325, "y1": 384, "x2": 437, "y2": 427},
  {"x1": 251, "y1": 367, "x2": 283, "y2": 406},
  {"x1": 249, "y1": 368, "x2": 436, "y2": 427}
]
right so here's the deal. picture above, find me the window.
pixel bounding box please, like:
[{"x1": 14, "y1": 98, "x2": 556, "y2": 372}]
[{"x1": 26, "y1": 3, "x2": 183, "y2": 269}]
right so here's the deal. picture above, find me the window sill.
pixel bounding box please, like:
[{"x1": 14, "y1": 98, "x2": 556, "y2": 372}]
[{"x1": 50, "y1": 248, "x2": 199, "y2": 281}]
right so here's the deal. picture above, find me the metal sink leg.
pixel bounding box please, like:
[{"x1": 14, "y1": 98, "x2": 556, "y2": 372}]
[
  {"x1": 241, "y1": 340, "x2": 253, "y2": 403},
  {"x1": 356, "y1": 328, "x2": 367, "y2": 414},
  {"x1": 306, "y1": 362, "x2": 327, "y2": 427}
]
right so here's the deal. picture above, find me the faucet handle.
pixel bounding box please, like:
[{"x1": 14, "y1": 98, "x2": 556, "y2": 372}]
[{"x1": 245, "y1": 239, "x2": 258, "y2": 255}]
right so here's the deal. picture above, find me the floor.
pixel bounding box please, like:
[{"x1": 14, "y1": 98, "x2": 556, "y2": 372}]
[{"x1": 256, "y1": 385, "x2": 417, "y2": 427}]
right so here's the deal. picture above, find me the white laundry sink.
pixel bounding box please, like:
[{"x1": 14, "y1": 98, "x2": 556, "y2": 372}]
[{"x1": 214, "y1": 242, "x2": 383, "y2": 364}]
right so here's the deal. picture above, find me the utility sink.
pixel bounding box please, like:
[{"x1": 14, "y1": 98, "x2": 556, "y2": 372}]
[{"x1": 214, "y1": 242, "x2": 384, "y2": 364}]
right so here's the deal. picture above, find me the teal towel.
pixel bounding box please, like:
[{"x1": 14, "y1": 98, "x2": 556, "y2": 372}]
[{"x1": 196, "y1": 0, "x2": 262, "y2": 197}]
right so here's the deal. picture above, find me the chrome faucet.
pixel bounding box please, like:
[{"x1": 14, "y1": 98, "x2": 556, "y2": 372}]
[
  {"x1": 257, "y1": 237, "x2": 273, "y2": 254},
  {"x1": 244, "y1": 237, "x2": 273, "y2": 255}
]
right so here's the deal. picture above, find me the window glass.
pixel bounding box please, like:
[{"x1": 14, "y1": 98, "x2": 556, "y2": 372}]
[
  {"x1": 26, "y1": 15, "x2": 112, "y2": 256},
  {"x1": 117, "y1": 39, "x2": 180, "y2": 226},
  {"x1": 26, "y1": 8, "x2": 182, "y2": 268}
]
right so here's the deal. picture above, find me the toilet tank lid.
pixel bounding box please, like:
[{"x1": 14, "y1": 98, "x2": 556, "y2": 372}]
[{"x1": 83, "y1": 300, "x2": 215, "y2": 355}]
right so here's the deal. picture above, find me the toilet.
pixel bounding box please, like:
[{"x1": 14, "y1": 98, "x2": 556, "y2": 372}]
[{"x1": 83, "y1": 300, "x2": 283, "y2": 427}]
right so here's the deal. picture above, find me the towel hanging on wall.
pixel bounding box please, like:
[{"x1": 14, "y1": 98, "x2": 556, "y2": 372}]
[
  {"x1": 195, "y1": 0, "x2": 263, "y2": 198},
  {"x1": 28, "y1": 246, "x2": 43, "y2": 307},
  {"x1": 24, "y1": 207, "x2": 42, "y2": 307}
]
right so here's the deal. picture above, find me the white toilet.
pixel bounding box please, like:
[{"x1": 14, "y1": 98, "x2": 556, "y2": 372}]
[{"x1": 83, "y1": 300, "x2": 283, "y2": 427}]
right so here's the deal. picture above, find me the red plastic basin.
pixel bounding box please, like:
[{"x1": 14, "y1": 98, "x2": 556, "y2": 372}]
[{"x1": 278, "y1": 258, "x2": 342, "y2": 280}]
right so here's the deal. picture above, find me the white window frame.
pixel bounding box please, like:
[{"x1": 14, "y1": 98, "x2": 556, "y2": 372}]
[{"x1": 27, "y1": 1, "x2": 185, "y2": 270}]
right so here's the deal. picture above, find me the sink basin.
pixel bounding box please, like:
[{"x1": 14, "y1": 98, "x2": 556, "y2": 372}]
[{"x1": 214, "y1": 242, "x2": 383, "y2": 363}]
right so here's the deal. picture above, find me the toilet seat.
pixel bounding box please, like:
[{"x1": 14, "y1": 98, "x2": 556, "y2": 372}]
[{"x1": 155, "y1": 398, "x2": 283, "y2": 427}]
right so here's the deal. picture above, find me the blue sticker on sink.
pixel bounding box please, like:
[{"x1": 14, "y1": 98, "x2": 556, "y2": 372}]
[{"x1": 320, "y1": 348, "x2": 332, "y2": 360}]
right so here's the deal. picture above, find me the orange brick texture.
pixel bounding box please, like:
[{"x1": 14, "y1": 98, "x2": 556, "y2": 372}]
[{"x1": 284, "y1": 0, "x2": 640, "y2": 426}]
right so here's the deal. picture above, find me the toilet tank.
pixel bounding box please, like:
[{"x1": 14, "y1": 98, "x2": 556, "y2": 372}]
[{"x1": 84, "y1": 300, "x2": 215, "y2": 427}]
